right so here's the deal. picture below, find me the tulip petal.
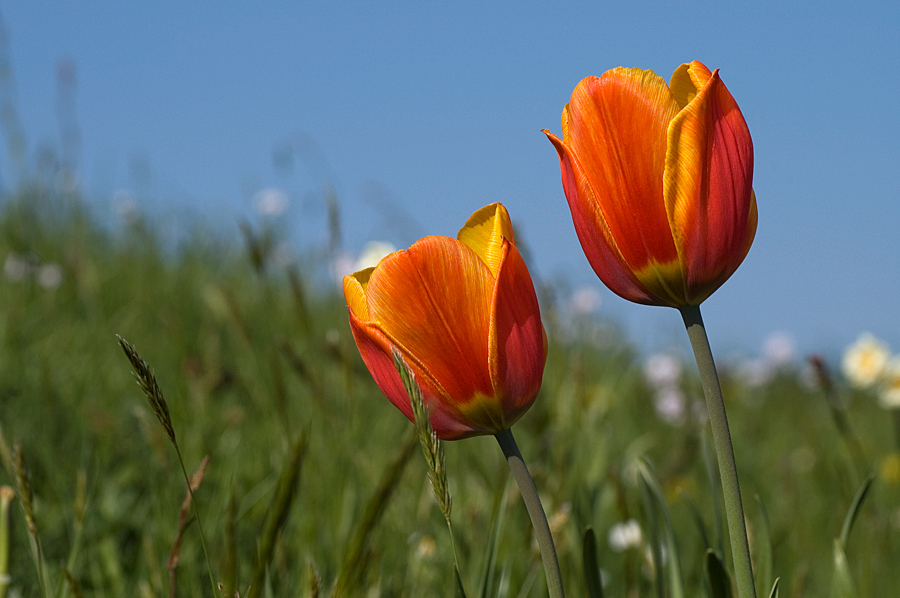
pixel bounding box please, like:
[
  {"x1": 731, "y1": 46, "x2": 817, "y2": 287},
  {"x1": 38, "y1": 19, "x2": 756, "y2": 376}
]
[
  {"x1": 347, "y1": 312, "x2": 414, "y2": 422},
  {"x1": 486, "y1": 240, "x2": 545, "y2": 427},
  {"x1": 347, "y1": 311, "x2": 479, "y2": 439},
  {"x1": 457, "y1": 202, "x2": 515, "y2": 277},
  {"x1": 545, "y1": 128, "x2": 676, "y2": 305},
  {"x1": 669, "y1": 61, "x2": 713, "y2": 109},
  {"x1": 343, "y1": 267, "x2": 374, "y2": 320},
  {"x1": 363, "y1": 236, "x2": 496, "y2": 409},
  {"x1": 664, "y1": 68, "x2": 756, "y2": 303},
  {"x1": 563, "y1": 69, "x2": 682, "y2": 281}
]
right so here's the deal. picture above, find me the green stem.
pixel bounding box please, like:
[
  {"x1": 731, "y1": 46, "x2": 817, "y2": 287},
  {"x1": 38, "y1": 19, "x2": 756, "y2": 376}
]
[
  {"x1": 495, "y1": 428, "x2": 565, "y2": 598},
  {"x1": 0, "y1": 487, "x2": 13, "y2": 598},
  {"x1": 680, "y1": 305, "x2": 756, "y2": 598}
]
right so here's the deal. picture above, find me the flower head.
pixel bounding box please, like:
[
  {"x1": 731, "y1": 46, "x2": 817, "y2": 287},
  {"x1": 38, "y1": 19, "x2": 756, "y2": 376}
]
[
  {"x1": 608, "y1": 519, "x2": 643, "y2": 552},
  {"x1": 878, "y1": 357, "x2": 900, "y2": 409},
  {"x1": 842, "y1": 333, "x2": 890, "y2": 388},
  {"x1": 343, "y1": 203, "x2": 546, "y2": 440},
  {"x1": 544, "y1": 61, "x2": 756, "y2": 307}
]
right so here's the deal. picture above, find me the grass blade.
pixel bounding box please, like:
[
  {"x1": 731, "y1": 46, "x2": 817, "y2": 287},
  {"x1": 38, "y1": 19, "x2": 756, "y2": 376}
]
[
  {"x1": 839, "y1": 474, "x2": 874, "y2": 549},
  {"x1": 582, "y1": 527, "x2": 604, "y2": 598},
  {"x1": 831, "y1": 539, "x2": 857, "y2": 598},
  {"x1": 455, "y1": 566, "x2": 468, "y2": 598},
  {"x1": 706, "y1": 549, "x2": 733, "y2": 598},
  {"x1": 754, "y1": 495, "x2": 774, "y2": 598},
  {"x1": 678, "y1": 489, "x2": 711, "y2": 553},
  {"x1": 333, "y1": 427, "x2": 418, "y2": 597},
  {"x1": 637, "y1": 458, "x2": 685, "y2": 598},
  {"x1": 479, "y1": 479, "x2": 510, "y2": 598},
  {"x1": 768, "y1": 578, "x2": 780, "y2": 598},
  {"x1": 701, "y1": 432, "x2": 725, "y2": 558},
  {"x1": 247, "y1": 434, "x2": 307, "y2": 598}
]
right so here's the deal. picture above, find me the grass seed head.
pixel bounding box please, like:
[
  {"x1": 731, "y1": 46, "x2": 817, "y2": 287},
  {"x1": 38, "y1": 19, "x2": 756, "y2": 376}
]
[
  {"x1": 117, "y1": 335, "x2": 177, "y2": 446},
  {"x1": 12, "y1": 442, "x2": 36, "y2": 538},
  {"x1": 392, "y1": 348, "x2": 452, "y2": 520}
]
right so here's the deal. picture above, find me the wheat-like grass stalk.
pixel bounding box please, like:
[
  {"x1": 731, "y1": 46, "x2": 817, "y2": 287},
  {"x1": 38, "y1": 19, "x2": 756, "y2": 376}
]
[
  {"x1": 391, "y1": 348, "x2": 467, "y2": 594},
  {"x1": 12, "y1": 442, "x2": 47, "y2": 598},
  {"x1": 391, "y1": 349, "x2": 451, "y2": 519},
  {"x1": 116, "y1": 335, "x2": 217, "y2": 597},
  {"x1": 117, "y1": 335, "x2": 176, "y2": 445}
]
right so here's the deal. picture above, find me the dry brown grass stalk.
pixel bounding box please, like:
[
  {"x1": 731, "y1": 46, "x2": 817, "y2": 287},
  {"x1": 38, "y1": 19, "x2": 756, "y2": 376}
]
[
  {"x1": 0, "y1": 424, "x2": 12, "y2": 480},
  {"x1": 308, "y1": 558, "x2": 322, "y2": 598},
  {"x1": 11, "y1": 443, "x2": 36, "y2": 539},
  {"x1": 62, "y1": 567, "x2": 84, "y2": 598},
  {"x1": 167, "y1": 455, "x2": 210, "y2": 598}
]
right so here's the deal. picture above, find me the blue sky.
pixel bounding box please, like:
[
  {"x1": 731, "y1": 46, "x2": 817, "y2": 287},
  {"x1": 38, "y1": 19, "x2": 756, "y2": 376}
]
[{"x1": 2, "y1": 1, "x2": 899, "y2": 357}]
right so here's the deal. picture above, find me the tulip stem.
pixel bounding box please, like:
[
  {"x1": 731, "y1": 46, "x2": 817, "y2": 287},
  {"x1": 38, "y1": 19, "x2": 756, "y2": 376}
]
[
  {"x1": 495, "y1": 428, "x2": 565, "y2": 598},
  {"x1": 680, "y1": 305, "x2": 756, "y2": 598}
]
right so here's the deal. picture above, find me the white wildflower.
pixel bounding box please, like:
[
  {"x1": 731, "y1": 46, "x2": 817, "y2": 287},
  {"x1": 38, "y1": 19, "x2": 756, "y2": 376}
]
[
  {"x1": 37, "y1": 263, "x2": 64, "y2": 290},
  {"x1": 737, "y1": 358, "x2": 773, "y2": 388},
  {"x1": 252, "y1": 188, "x2": 289, "y2": 218},
  {"x1": 112, "y1": 189, "x2": 139, "y2": 223},
  {"x1": 762, "y1": 331, "x2": 796, "y2": 367},
  {"x1": 570, "y1": 285, "x2": 602, "y2": 316},
  {"x1": 4, "y1": 253, "x2": 31, "y2": 281},
  {"x1": 354, "y1": 241, "x2": 396, "y2": 272},
  {"x1": 643, "y1": 353, "x2": 682, "y2": 389},
  {"x1": 878, "y1": 357, "x2": 900, "y2": 409},
  {"x1": 654, "y1": 387, "x2": 686, "y2": 425},
  {"x1": 608, "y1": 519, "x2": 642, "y2": 552},
  {"x1": 842, "y1": 333, "x2": 890, "y2": 388}
]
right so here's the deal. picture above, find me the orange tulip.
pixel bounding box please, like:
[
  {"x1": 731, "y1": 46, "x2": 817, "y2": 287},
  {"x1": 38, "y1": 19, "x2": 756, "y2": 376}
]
[
  {"x1": 343, "y1": 203, "x2": 546, "y2": 440},
  {"x1": 544, "y1": 60, "x2": 757, "y2": 307}
]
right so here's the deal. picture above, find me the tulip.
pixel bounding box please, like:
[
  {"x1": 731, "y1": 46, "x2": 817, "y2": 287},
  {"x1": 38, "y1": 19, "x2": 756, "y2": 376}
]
[
  {"x1": 343, "y1": 202, "x2": 546, "y2": 440},
  {"x1": 544, "y1": 60, "x2": 756, "y2": 307}
]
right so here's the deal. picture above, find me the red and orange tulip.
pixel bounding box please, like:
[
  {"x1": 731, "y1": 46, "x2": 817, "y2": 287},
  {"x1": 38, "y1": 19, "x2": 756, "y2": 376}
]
[
  {"x1": 544, "y1": 60, "x2": 757, "y2": 307},
  {"x1": 343, "y1": 203, "x2": 546, "y2": 440}
]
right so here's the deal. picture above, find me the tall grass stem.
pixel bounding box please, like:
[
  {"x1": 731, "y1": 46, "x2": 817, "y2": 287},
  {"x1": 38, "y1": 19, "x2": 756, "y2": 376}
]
[
  {"x1": 495, "y1": 428, "x2": 565, "y2": 598},
  {"x1": 0, "y1": 486, "x2": 13, "y2": 598},
  {"x1": 680, "y1": 304, "x2": 756, "y2": 598}
]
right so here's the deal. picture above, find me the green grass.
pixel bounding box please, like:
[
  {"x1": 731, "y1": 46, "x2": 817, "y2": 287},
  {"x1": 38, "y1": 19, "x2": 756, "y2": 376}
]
[{"x1": 0, "y1": 188, "x2": 897, "y2": 597}]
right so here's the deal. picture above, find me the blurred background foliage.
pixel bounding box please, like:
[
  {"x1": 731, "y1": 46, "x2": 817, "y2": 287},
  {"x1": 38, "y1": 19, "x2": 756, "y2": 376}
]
[{"x1": 0, "y1": 183, "x2": 898, "y2": 598}]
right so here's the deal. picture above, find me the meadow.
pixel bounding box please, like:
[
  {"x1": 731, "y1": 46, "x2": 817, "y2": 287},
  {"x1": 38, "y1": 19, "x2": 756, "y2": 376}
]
[{"x1": 0, "y1": 188, "x2": 898, "y2": 597}]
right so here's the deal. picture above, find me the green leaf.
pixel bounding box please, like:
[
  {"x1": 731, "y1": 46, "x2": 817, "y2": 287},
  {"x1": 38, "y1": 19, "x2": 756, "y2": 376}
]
[
  {"x1": 637, "y1": 458, "x2": 685, "y2": 598},
  {"x1": 583, "y1": 527, "x2": 604, "y2": 598},
  {"x1": 455, "y1": 565, "x2": 469, "y2": 598},
  {"x1": 701, "y1": 432, "x2": 725, "y2": 558},
  {"x1": 705, "y1": 549, "x2": 733, "y2": 598},
  {"x1": 768, "y1": 577, "x2": 781, "y2": 598},
  {"x1": 839, "y1": 474, "x2": 874, "y2": 550},
  {"x1": 831, "y1": 539, "x2": 857, "y2": 598},
  {"x1": 639, "y1": 469, "x2": 665, "y2": 598},
  {"x1": 478, "y1": 479, "x2": 510, "y2": 598},
  {"x1": 754, "y1": 495, "x2": 774, "y2": 598},
  {"x1": 678, "y1": 488, "x2": 711, "y2": 552}
]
